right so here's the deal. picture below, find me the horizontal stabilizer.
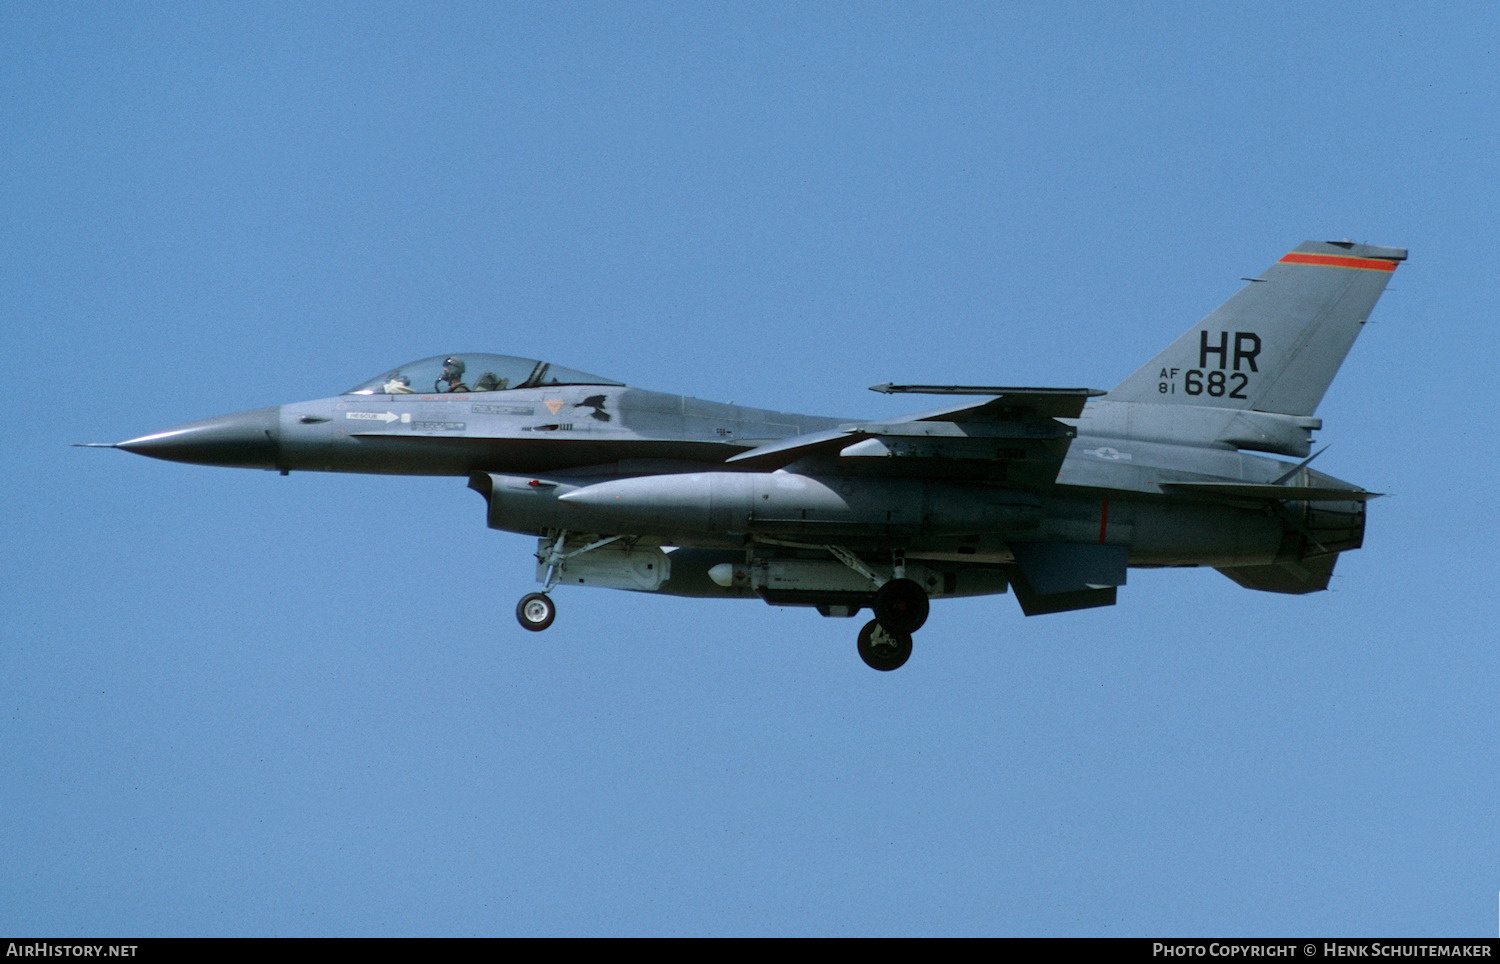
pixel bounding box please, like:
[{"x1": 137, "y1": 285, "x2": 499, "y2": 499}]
[
  {"x1": 1157, "y1": 482, "x2": 1379, "y2": 502},
  {"x1": 1217, "y1": 555, "x2": 1339, "y2": 594}
]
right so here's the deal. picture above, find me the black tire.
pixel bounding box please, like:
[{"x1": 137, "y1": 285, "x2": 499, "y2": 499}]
[
  {"x1": 872, "y1": 577, "x2": 929, "y2": 635},
  {"x1": 516, "y1": 592, "x2": 556, "y2": 632},
  {"x1": 857, "y1": 619, "x2": 913, "y2": 671}
]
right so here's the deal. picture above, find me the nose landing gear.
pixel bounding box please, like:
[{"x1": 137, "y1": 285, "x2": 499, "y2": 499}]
[{"x1": 516, "y1": 592, "x2": 556, "y2": 632}]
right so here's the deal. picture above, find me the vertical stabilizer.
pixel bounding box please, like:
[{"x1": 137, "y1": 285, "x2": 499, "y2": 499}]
[{"x1": 1106, "y1": 241, "x2": 1405, "y2": 416}]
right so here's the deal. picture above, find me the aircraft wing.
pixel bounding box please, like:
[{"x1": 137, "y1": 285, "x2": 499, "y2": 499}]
[
  {"x1": 869, "y1": 384, "x2": 1101, "y2": 421},
  {"x1": 726, "y1": 386, "x2": 1103, "y2": 485}
]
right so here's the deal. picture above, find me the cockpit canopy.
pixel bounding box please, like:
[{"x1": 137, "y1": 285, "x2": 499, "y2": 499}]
[{"x1": 344, "y1": 353, "x2": 624, "y2": 396}]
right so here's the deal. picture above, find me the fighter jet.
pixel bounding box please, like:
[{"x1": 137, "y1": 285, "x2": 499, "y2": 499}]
[{"x1": 84, "y1": 240, "x2": 1404, "y2": 670}]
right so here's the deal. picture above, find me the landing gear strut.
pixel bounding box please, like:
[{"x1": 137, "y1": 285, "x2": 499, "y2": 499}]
[
  {"x1": 516, "y1": 592, "x2": 556, "y2": 632},
  {"x1": 857, "y1": 620, "x2": 913, "y2": 672}
]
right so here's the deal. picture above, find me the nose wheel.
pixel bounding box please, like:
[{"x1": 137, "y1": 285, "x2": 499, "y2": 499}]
[
  {"x1": 857, "y1": 619, "x2": 913, "y2": 671},
  {"x1": 516, "y1": 592, "x2": 556, "y2": 632}
]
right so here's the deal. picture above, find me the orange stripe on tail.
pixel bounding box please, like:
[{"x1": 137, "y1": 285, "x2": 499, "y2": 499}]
[{"x1": 1279, "y1": 252, "x2": 1398, "y2": 272}]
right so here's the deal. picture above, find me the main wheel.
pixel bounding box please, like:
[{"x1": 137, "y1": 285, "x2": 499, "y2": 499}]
[
  {"x1": 872, "y1": 577, "x2": 929, "y2": 635},
  {"x1": 516, "y1": 592, "x2": 556, "y2": 632},
  {"x1": 857, "y1": 619, "x2": 913, "y2": 672}
]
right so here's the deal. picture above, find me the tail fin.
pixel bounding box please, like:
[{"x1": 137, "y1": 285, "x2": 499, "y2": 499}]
[{"x1": 1106, "y1": 241, "x2": 1406, "y2": 416}]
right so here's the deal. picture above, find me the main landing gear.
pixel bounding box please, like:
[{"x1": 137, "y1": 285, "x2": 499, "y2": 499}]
[
  {"x1": 855, "y1": 576, "x2": 930, "y2": 671},
  {"x1": 857, "y1": 620, "x2": 912, "y2": 671},
  {"x1": 872, "y1": 577, "x2": 929, "y2": 635},
  {"x1": 828, "y1": 544, "x2": 933, "y2": 671}
]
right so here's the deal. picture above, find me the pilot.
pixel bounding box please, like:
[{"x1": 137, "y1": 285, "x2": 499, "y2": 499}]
[
  {"x1": 438, "y1": 356, "x2": 470, "y2": 393},
  {"x1": 382, "y1": 373, "x2": 414, "y2": 393}
]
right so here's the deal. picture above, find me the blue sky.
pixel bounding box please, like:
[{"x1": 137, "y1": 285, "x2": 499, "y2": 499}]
[{"x1": 3, "y1": 2, "x2": 1496, "y2": 936}]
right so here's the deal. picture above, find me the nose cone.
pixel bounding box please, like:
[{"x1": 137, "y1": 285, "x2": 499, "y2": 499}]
[{"x1": 117, "y1": 407, "x2": 281, "y2": 469}]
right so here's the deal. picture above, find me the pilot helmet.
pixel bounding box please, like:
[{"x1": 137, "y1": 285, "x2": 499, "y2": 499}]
[{"x1": 442, "y1": 356, "x2": 466, "y2": 377}]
